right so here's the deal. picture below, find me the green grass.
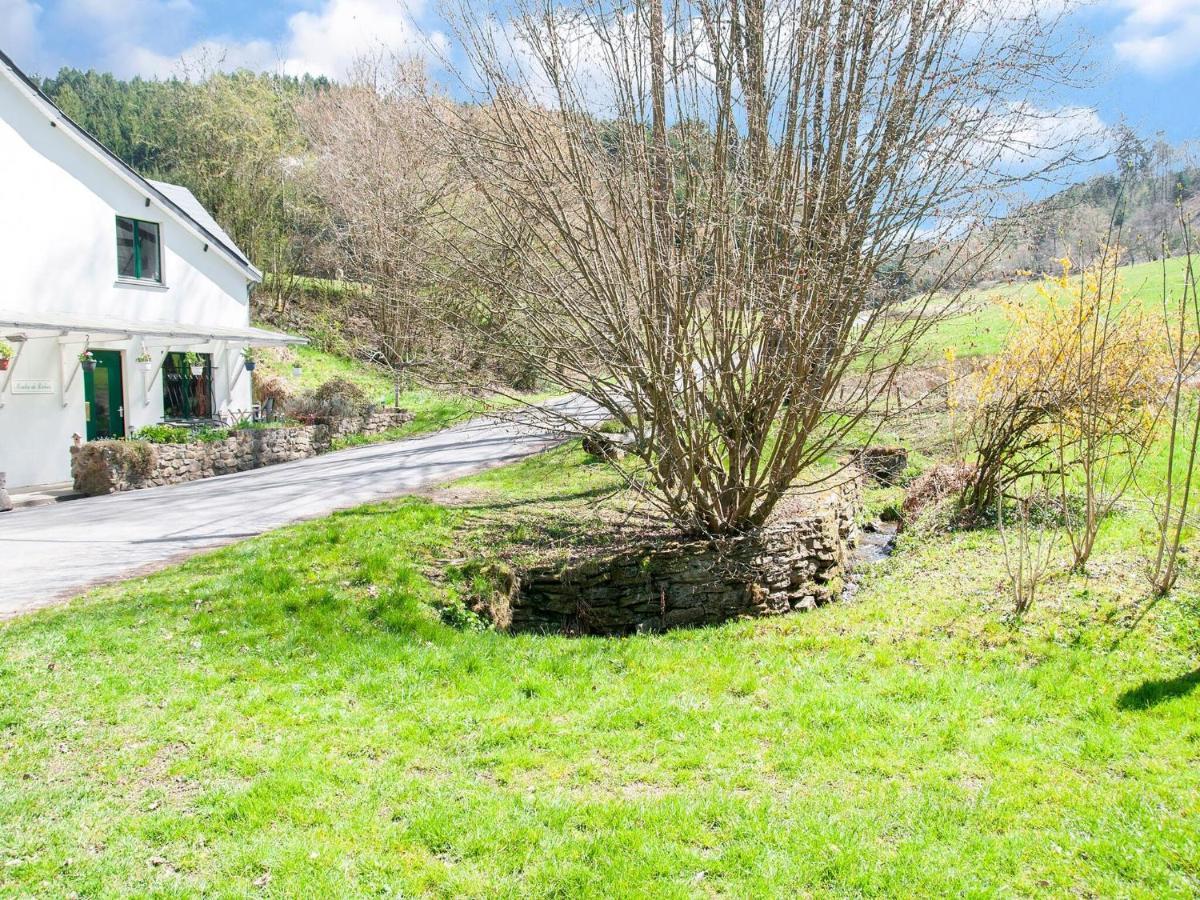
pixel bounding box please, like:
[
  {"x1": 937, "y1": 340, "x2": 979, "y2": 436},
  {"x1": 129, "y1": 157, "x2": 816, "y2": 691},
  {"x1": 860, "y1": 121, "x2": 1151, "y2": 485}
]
[
  {"x1": 254, "y1": 344, "x2": 403, "y2": 404},
  {"x1": 919, "y1": 256, "x2": 1196, "y2": 361},
  {"x1": 253, "y1": 344, "x2": 535, "y2": 441},
  {"x1": 2, "y1": 447, "x2": 1199, "y2": 896},
  {"x1": 261, "y1": 272, "x2": 369, "y2": 299}
]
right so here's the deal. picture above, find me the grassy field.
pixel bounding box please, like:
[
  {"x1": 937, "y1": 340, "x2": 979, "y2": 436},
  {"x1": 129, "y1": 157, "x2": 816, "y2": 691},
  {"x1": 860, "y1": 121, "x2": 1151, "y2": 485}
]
[
  {"x1": 917, "y1": 255, "x2": 1196, "y2": 361},
  {"x1": 2, "y1": 444, "x2": 1198, "y2": 896},
  {"x1": 252, "y1": 344, "x2": 507, "y2": 441}
]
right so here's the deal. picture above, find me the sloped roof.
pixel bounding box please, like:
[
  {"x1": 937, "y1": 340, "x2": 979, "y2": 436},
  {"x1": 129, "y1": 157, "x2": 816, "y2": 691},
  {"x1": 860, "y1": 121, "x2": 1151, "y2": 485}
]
[
  {"x1": 0, "y1": 46, "x2": 262, "y2": 282},
  {"x1": 148, "y1": 180, "x2": 242, "y2": 261}
]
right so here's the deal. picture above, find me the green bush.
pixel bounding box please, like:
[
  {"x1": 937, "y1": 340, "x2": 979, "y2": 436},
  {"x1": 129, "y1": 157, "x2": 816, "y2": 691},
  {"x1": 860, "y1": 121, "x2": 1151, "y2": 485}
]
[
  {"x1": 131, "y1": 424, "x2": 191, "y2": 444},
  {"x1": 232, "y1": 419, "x2": 288, "y2": 432},
  {"x1": 131, "y1": 424, "x2": 233, "y2": 444}
]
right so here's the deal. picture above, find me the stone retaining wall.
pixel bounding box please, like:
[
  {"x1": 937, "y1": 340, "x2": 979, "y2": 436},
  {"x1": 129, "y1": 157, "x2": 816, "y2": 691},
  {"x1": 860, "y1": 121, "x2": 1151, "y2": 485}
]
[
  {"x1": 501, "y1": 480, "x2": 862, "y2": 635},
  {"x1": 71, "y1": 409, "x2": 412, "y2": 495}
]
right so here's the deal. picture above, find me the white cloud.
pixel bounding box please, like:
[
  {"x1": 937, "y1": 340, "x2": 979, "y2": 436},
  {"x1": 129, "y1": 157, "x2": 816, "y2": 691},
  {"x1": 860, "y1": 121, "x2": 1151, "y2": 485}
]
[
  {"x1": 142, "y1": 0, "x2": 446, "y2": 81},
  {"x1": 0, "y1": 0, "x2": 44, "y2": 66},
  {"x1": 281, "y1": 0, "x2": 443, "y2": 79},
  {"x1": 1111, "y1": 0, "x2": 1200, "y2": 74},
  {"x1": 957, "y1": 102, "x2": 1108, "y2": 179},
  {"x1": 14, "y1": 0, "x2": 441, "y2": 80},
  {"x1": 995, "y1": 103, "x2": 1109, "y2": 169},
  {"x1": 51, "y1": 0, "x2": 199, "y2": 77},
  {"x1": 123, "y1": 38, "x2": 279, "y2": 80}
]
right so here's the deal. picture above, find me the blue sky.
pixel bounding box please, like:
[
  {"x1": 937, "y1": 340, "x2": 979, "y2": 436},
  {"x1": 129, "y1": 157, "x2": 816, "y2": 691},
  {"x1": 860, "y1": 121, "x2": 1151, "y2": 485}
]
[{"x1": 2, "y1": 0, "x2": 1199, "y2": 148}]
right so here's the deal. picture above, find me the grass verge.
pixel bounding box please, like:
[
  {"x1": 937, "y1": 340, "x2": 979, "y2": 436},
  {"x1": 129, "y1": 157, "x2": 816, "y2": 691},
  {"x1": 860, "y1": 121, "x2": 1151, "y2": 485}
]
[{"x1": 1, "y1": 445, "x2": 1198, "y2": 896}]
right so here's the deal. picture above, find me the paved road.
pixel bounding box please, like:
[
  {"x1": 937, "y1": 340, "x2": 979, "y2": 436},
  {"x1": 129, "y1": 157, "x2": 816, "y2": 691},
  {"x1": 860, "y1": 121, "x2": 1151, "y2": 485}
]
[{"x1": 0, "y1": 399, "x2": 596, "y2": 618}]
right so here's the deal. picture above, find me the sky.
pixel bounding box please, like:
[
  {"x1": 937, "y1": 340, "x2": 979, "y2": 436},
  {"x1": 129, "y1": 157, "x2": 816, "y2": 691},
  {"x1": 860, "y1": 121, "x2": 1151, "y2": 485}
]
[{"x1": 2, "y1": 0, "x2": 1199, "y2": 150}]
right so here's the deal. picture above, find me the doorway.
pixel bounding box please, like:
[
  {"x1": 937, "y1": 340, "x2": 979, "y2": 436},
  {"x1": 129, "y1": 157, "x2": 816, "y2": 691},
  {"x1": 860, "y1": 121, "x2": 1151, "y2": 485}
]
[{"x1": 83, "y1": 350, "x2": 126, "y2": 440}]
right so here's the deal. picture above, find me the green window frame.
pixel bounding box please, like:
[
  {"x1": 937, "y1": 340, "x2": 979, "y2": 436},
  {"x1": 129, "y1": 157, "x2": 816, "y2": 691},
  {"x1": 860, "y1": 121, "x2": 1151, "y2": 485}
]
[{"x1": 116, "y1": 216, "x2": 162, "y2": 283}]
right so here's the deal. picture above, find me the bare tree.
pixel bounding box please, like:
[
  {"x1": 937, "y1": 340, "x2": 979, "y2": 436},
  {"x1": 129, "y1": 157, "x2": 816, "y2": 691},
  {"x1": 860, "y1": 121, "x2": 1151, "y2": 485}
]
[
  {"x1": 299, "y1": 56, "x2": 461, "y2": 378},
  {"x1": 1147, "y1": 217, "x2": 1200, "y2": 595},
  {"x1": 433, "y1": 0, "x2": 1092, "y2": 536}
]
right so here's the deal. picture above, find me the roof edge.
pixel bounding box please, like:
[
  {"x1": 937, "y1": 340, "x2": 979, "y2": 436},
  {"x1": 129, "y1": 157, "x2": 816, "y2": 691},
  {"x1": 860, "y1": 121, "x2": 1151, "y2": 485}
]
[{"x1": 0, "y1": 47, "x2": 263, "y2": 284}]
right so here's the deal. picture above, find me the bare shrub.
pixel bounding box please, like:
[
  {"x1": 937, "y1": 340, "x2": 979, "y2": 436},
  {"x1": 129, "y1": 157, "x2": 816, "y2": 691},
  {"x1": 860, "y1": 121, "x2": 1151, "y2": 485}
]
[
  {"x1": 997, "y1": 484, "x2": 1062, "y2": 616},
  {"x1": 1147, "y1": 225, "x2": 1200, "y2": 595},
  {"x1": 313, "y1": 377, "x2": 367, "y2": 411},
  {"x1": 901, "y1": 462, "x2": 977, "y2": 533},
  {"x1": 298, "y1": 56, "x2": 464, "y2": 380},
  {"x1": 1049, "y1": 251, "x2": 1163, "y2": 570},
  {"x1": 435, "y1": 0, "x2": 1092, "y2": 537},
  {"x1": 254, "y1": 374, "x2": 294, "y2": 412}
]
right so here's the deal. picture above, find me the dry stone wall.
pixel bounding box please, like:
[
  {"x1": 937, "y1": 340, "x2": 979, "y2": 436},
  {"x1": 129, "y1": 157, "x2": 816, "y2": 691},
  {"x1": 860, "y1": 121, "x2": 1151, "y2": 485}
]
[
  {"x1": 504, "y1": 480, "x2": 862, "y2": 635},
  {"x1": 71, "y1": 409, "x2": 413, "y2": 495}
]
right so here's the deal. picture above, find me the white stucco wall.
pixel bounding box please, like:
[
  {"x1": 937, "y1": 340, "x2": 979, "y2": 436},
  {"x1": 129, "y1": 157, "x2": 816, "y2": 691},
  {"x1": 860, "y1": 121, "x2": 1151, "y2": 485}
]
[{"x1": 0, "y1": 72, "x2": 256, "y2": 488}]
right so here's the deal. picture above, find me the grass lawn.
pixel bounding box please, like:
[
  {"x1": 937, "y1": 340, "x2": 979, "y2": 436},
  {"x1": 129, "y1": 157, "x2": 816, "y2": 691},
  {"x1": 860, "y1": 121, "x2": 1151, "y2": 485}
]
[
  {"x1": 2, "y1": 446, "x2": 1199, "y2": 896},
  {"x1": 916, "y1": 255, "x2": 1196, "y2": 362},
  {"x1": 252, "y1": 344, "x2": 548, "y2": 442}
]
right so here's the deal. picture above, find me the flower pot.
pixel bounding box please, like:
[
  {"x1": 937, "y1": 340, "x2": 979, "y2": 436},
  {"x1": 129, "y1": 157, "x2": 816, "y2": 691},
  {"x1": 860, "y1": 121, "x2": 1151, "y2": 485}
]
[
  {"x1": 291, "y1": 366, "x2": 302, "y2": 378},
  {"x1": 138, "y1": 361, "x2": 153, "y2": 373},
  {"x1": 0, "y1": 358, "x2": 9, "y2": 371},
  {"x1": 81, "y1": 359, "x2": 97, "y2": 372},
  {"x1": 190, "y1": 365, "x2": 205, "y2": 377},
  {"x1": 244, "y1": 360, "x2": 257, "y2": 372}
]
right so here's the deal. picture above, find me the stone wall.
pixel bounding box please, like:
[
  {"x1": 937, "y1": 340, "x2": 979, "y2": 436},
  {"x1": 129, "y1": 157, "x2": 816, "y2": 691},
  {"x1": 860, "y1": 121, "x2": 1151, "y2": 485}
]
[
  {"x1": 71, "y1": 409, "x2": 412, "y2": 495},
  {"x1": 501, "y1": 480, "x2": 862, "y2": 635},
  {"x1": 851, "y1": 446, "x2": 909, "y2": 485}
]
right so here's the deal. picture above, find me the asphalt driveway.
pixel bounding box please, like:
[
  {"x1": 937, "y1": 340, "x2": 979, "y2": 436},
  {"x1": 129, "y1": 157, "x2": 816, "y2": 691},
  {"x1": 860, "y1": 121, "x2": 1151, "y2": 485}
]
[{"x1": 0, "y1": 399, "x2": 594, "y2": 618}]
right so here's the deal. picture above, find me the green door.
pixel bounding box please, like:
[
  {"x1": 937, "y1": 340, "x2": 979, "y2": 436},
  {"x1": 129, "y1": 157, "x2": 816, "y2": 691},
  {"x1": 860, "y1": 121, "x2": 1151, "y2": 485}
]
[{"x1": 83, "y1": 350, "x2": 126, "y2": 441}]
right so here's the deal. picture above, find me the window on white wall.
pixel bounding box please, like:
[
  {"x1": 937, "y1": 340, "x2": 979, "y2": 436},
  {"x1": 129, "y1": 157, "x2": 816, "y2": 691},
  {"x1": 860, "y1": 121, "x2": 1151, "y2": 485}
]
[
  {"x1": 116, "y1": 217, "x2": 162, "y2": 283},
  {"x1": 162, "y1": 352, "x2": 215, "y2": 420}
]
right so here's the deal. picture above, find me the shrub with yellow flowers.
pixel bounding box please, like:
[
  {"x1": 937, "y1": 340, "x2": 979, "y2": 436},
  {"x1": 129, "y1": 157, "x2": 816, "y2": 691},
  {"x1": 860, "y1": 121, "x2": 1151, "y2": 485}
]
[{"x1": 965, "y1": 253, "x2": 1165, "y2": 554}]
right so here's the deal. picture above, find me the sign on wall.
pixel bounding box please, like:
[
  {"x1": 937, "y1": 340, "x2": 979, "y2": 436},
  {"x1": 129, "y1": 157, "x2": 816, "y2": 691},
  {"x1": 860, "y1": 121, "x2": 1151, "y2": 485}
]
[{"x1": 11, "y1": 379, "x2": 54, "y2": 395}]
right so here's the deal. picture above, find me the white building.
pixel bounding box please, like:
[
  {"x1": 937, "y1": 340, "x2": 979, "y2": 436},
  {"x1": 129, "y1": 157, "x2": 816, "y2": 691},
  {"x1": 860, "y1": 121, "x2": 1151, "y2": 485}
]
[{"x1": 0, "y1": 48, "x2": 304, "y2": 489}]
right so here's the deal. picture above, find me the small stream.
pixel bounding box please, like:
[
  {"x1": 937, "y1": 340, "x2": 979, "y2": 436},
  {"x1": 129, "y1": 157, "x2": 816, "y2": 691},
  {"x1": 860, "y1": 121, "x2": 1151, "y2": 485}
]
[
  {"x1": 842, "y1": 520, "x2": 898, "y2": 601},
  {"x1": 856, "y1": 520, "x2": 899, "y2": 564}
]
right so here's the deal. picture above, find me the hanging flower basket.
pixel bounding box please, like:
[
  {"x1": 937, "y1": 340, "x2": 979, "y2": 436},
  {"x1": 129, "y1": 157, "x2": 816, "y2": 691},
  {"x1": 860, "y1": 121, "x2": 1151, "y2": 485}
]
[
  {"x1": 182, "y1": 352, "x2": 205, "y2": 377},
  {"x1": 79, "y1": 351, "x2": 96, "y2": 372},
  {"x1": 291, "y1": 364, "x2": 302, "y2": 378},
  {"x1": 244, "y1": 360, "x2": 257, "y2": 372},
  {"x1": 0, "y1": 359, "x2": 9, "y2": 372},
  {"x1": 0, "y1": 340, "x2": 12, "y2": 370},
  {"x1": 242, "y1": 347, "x2": 258, "y2": 372},
  {"x1": 136, "y1": 352, "x2": 153, "y2": 373}
]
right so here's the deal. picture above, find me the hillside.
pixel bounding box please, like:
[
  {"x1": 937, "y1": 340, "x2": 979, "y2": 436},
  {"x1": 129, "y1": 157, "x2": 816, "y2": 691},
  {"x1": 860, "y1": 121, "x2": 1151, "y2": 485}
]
[{"x1": 918, "y1": 255, "x2": 1195, "y2": 361}]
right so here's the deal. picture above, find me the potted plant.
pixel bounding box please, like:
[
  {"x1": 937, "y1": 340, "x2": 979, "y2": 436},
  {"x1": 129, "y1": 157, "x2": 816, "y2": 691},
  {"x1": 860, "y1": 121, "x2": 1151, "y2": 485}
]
[
  {"x1": 79, "y1": 350, "x2": 96, "y2": 372},
  {"x1": 183, "y1": 352, "x2": 205, "y2": 377},
  {"x1": 0, "y1": 340, "x2": 12, "y2": 372},
  {"x1": 136, "y1": 351, "x2": 154, "y2": 373},
  {"x1": 242, "y1": 347, "x2": 258, "y2": 372},
  {"x1": 291, "y1": 360, "x2": 302, "y2": 378}
]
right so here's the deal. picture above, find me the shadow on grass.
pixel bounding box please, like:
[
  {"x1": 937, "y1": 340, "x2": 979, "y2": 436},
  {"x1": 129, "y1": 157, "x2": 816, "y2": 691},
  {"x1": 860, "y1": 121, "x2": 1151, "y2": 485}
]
[
  {"x1": 1117, "y1": 667, "x2": 1200, "y2": 710},
  {"x1": 462, "y1": 484, "x2": 619, "y2": 513}
]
